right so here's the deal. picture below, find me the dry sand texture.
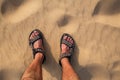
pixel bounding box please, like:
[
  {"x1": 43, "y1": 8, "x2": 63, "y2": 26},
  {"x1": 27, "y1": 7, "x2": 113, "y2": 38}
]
[{"x1": 0, "y1": 0, "x2": 120, "y2": 80}]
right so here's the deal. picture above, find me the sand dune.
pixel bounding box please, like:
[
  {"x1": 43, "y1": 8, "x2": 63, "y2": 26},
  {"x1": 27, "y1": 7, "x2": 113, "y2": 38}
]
[{"x1": 0, "y1": 0, "x2": 120, "y2": 80}]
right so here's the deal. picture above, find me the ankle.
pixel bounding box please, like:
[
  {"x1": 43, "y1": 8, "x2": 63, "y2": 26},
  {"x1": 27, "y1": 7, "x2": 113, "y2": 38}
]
[
  {"x1": 61, "y1": 58, "x2": 70, "y2": 65},
  {"x1": 35, "y1": 53, "x2": 44, "y2": 63}
]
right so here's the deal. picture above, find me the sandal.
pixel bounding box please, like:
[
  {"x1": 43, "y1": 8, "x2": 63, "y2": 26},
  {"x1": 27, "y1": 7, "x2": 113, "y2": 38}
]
[
  {"x1": 29, "y1": 29, "x2": 46, "y2": 64},
  {"x1": 59, "y1": 33, "x2": 75, "y2": 66}
]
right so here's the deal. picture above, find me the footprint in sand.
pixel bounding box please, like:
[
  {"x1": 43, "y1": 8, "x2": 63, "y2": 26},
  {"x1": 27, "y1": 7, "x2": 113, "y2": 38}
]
[
  {"x1": 46, "y1": 9, "x2": 80, "y2": 34},
  {"x1": 57, "y1": 14, "x2": 71, "y2": 27},
  {"x1": 1, "y1": 0, "x2": 42, "y2": 23},
  {"x1": 92, "y1": 0, "x2": 120, "y2": 27}
]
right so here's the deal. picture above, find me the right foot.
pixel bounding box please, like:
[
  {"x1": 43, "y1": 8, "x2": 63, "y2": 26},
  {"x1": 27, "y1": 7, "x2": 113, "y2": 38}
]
[{"x1": 59, "y1": 33, "x2": 75, "y2": 65}]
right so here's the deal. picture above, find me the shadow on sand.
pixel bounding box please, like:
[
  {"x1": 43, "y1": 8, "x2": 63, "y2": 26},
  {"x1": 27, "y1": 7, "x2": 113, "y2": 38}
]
[
  {"x1": 92, "y1": 0, "x2": 120, "y2": 16},
  {"x1": 42, "y1": 38, "x2": 61, "y2": 80},
  {"x1": 71, "y1": 43, "x2": 92, "y2": 80},
  {"x1": 1, "y1": 0, "x2": 24, "y2": 14},
  {"x1": 0, "y1": 70, "x2": 4, "y2": 80}
]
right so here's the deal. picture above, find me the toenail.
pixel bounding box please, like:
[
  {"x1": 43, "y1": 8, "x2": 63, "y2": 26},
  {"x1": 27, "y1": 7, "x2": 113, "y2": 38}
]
[
  {"x1": 71, "y1": 40, "x2": 73, "y2": 43},
  {"x1": 64, "y1": 36, "x2": 67, "y2": 40},
  {"x1": 69, "y1": 37, "x2": 71, "y2": 40},
  {"x1": 67, "y1": 37, "x2": 70, "y2": 41}
]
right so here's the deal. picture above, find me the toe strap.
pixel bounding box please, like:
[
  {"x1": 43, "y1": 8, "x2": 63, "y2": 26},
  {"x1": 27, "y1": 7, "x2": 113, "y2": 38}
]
[
  {"x1": 29, "y1": 34, "x2": 42, "y2": 47},
  {"x1": 62, "y1": 39, "x2": 74, "y2": 48}
]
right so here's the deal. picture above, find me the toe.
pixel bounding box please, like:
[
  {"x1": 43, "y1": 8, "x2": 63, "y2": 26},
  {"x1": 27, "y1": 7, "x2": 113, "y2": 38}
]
[
  {"x1": 67, "y1": 36, "x2": 70, "y2": 41},
  {"x1": 34, "y1": 31, "x2": 39, "y2": 36},
  {"x1": 30, "y1": 35, "x2": 32, "y2": 39},
  {"x1": 68, "y1": 37, "x2": 71, "y2": 41},
  {"x1": 63, "y1": 36, "x2": 67, "y2": 40},
  {"x1": 30, "y1": 32, "x2": 35, "y2": 39},
  {"x1": 67, "y1": 37, "x2": 72, "y2": 43},
  {"x1": 70, "y1": 38, "x2": 73, "y2": 44},
  {"x1": 30, "y1": 31, "x2": 39, "y2": 40}
]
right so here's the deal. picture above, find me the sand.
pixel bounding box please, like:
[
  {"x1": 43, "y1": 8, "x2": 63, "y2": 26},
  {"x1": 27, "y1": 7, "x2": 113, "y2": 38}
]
[{"x1": 0, "y1": 0, "x2": 120, "y2": 80}]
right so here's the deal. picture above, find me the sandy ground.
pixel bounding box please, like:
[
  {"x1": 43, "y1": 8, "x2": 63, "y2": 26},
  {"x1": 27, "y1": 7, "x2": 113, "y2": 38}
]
[{"x1": 0, "y1": 0, "x2": 120, "y2": 80}]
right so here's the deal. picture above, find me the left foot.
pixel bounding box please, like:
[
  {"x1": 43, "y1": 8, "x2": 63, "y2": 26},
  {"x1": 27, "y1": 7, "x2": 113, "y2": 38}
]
[{"x1": 29, "y1": 29, "x2": 45, "y2": 62}]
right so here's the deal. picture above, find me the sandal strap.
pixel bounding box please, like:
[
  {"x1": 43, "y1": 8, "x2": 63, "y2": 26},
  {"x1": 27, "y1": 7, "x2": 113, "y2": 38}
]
[
  {"x1": 62, "y1": 39, "x2": 74, "y2": 48},
  {"x1": 33, "y1": 48, "x2": 45, "y2": 55},
  {"x1": 33, "y1": 48, "x2": 46, "y2": 64},
  {"x1": 59, "y1": 52, "x2": 72, "y2": 66},
  {"x1": 29, "y1": 34, "x2": 42, "y2": 47},
  {"x1": 60, "y1": 53, "x2": 72, "y2": 59}
]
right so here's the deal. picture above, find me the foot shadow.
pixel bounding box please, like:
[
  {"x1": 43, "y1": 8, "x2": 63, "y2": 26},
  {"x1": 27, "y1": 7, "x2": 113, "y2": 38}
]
[
  {"x1": 0, "y1": 70, "x2": 5, "y2": 80},
  {"x1": 92, "y1": 0, "x2": 120, "y2": 16},
  {"x1": 71, "y1": 43, "x2": 92, "y2": 80},
  {"x1": 111, "y1": 60, "x2": 120, "y2": 80},
  {"x1": 43, "y1": 38, "x2": 61, "y2": 80}
]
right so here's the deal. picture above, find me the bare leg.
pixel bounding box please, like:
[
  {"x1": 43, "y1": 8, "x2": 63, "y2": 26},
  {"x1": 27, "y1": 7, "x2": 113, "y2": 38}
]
[
  {"x1": 61, "y1": 36, "x2": 80, "y2": 80},
  {"x1": 61, "y1": 58, "x2": 80, "y2": 80},
  {"x1": 21, "y1": 54, "x2": 43, "y2": 80},
  {"x1": 21, "y1": 31, "x2": 44, "y2": 80}
]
